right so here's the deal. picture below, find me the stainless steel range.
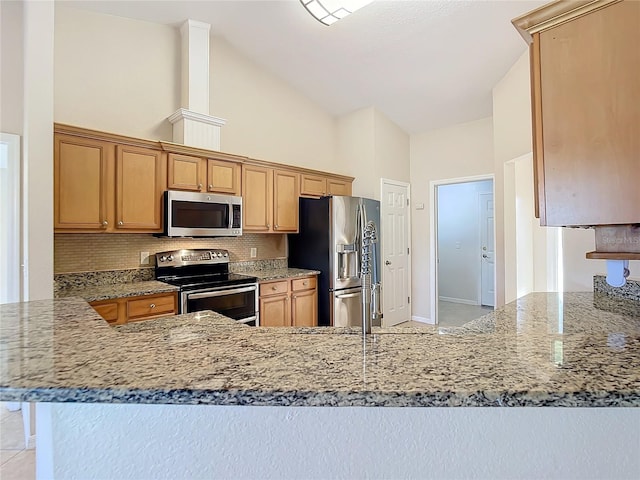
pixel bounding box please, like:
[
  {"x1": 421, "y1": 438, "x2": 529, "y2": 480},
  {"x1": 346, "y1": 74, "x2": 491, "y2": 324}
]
[{"x1": 155, "y1": 249, "x2": 259, "y2": 326}]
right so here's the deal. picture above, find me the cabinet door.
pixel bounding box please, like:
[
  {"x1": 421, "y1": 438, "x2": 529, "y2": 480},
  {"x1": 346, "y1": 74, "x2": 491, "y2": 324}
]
[
  {"x1": 90, "y1": 301, "x2": 121, "y2": 324},
  {"x1": 327, "y1": 178, "x2": 351, "y2": 196},
  {"x1": 291, "y1": 288, "x2": 317, "y2": 327},
  {"x1": 300, "y1": 174, "x2": 327, "y2": 197},
  {"x1": 167, "y1": 153, "x2": 205, "y2": 192},
  {"x1": 273, "y1": 169, "x2": 299, "y2": 232},
  {"x1": 116, "y1": 145, "x2": 166, "y2": 231},
  {"x1": 54, "y1": 135, "x2": 114, "y2": 231},
  {"x1": 536, "y1": 0, "x2": 640, "y2": 226},
  {"x1": 259, "y1": 295, "x2": 289, "y2": 327},
  {"x1": 207, "y1": 159, "x2": 240, "y2": 195},
  {"x1": 242, "y1": 165, "x2": 272, "y2": 231}
]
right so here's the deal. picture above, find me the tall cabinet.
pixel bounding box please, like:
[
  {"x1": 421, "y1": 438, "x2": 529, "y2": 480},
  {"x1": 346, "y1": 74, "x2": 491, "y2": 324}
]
[{"x1": 513, "y1": 0, "x2": 639, "y2": 227}]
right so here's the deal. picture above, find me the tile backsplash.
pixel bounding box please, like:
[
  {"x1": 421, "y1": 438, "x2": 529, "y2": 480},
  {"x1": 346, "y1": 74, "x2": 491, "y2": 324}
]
[{"x1": 54, "y1": 233, "x2": 287, "y2": 273}]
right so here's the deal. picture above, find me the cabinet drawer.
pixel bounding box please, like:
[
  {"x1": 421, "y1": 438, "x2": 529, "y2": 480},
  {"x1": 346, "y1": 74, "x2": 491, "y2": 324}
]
[
  {"x1": 91, "y1": 302, "x2": 119, "y2": 323},
  {"x1": 127, "y1": 293, "x2": 176, "y2": 321},
  {"x1": 291, "y1": 276, "x2": 316, "y2": 292},
  {"x1": 260, "y1": 280, "x2": 289, "y2": 297}
]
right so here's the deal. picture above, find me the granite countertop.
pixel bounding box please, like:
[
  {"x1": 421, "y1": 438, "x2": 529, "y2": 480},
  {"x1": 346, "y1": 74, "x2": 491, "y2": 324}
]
[
  {"x1": 56, "y1": 280, "x2": 179, "y2": 302},
  {"x1": 1, "y1": 292, "x2": 638, "y2": 407},
  {"x1": 244, "y1": 268, "x2": 320, "y2": 282}
]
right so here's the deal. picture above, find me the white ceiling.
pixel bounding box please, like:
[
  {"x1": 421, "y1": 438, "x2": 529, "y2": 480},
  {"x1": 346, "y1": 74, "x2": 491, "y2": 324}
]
[{"x1": 63, "y1": 0, "x2": 547, "y2": 134}]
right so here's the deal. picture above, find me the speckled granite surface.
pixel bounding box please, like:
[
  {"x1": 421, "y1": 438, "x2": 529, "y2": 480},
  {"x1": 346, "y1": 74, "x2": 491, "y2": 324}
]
[
  {"x1": 1, "y1": 292, "x2": 638, "y2": 407},
  {"x1": 229, "y1": 258, "x2": 287, "y2": 273},
  {"x1": 56, "y1": 280, "x2": 178, "y2": 302},
  {"x1": 594, "y1": 275, "x2": 640, "y2": 301},
  {"x1": 55, "y1": 268, "x2": 155, "y2": 290},
  {"x1": 247, "y1": 267, "x2": 320, "y2": 281}
]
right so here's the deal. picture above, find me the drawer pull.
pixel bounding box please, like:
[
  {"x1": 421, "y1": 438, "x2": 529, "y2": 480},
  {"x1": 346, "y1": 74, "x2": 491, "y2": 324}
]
[{"x1": 149, "y1": 303, "x2": 156, "y2": 309}]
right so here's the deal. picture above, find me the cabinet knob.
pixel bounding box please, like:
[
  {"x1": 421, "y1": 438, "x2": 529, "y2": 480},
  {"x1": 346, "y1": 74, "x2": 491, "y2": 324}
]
[
  {"x1": 149, "y1": 303, "x2": 156, "y2": 309},
  {"x1": 118, "y1": 221, "x2": 124, "y2": 226},
  {"x1": 266, "y1": 224, "x2": 270, "y2": 229},
  {"x1": 303, "y1": 281, "x2": 308, "y2": 286},
  {"x1": 102, "y1": 221, "x2": 108, "y2": 226},
  {"x1": 198, "y1": 183, "x2": 203, "y2": 190},
  {"x1": 208, "y1": 184, "x2": 213, "y2": 190},
  {"x1": 275, "y1": 224, "x2": 279, "y2": 229},
  {"x1": 292, "y1": 296, "x2": 297, "y2": 300},
  {"x1": 272, "y1": 286, "x2": 277, "y2": 291}
]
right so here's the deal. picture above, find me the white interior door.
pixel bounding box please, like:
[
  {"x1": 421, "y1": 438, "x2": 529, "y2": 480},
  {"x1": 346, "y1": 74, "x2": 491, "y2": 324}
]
[
  {"x1": 381, "y1": 179, "x2": 410, "y2": 326},
  {"x1": 480, "y1": 192, "x2": 495, "y2": 307}
]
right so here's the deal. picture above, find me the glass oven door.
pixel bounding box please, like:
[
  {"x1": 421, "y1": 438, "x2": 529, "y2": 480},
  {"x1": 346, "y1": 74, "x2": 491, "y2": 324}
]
[{"x1": 183, "y1": 284, "x2": 258, "y2": 326}]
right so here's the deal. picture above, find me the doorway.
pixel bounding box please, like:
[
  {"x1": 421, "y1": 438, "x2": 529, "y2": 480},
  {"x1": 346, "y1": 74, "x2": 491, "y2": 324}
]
[
  {"x1": 380, "y1": 178, "x2": 411, "y2": 327},
  {"x1": 430, "y1": 176, "x2": 495, "y2": 327}
]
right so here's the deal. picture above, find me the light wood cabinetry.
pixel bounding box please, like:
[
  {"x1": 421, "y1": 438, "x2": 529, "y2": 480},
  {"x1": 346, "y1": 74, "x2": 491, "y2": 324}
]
[
  {"x1": 513, "y1": 0, "x2": 640, "y2": 227},
  {"x1": 54, "y1": 127, "x2": 166, "y2": 233},
  {"x1": 167, "y1": 152, "x2": 241, "y2": 195},
  {"x1": 300, "y1": 173, "x2": 353, "y2": 197},
  {"x1": 54, "y1": 134, "x2": 114, "y2": 231},
  {"x1": 259, "y1": 275, "x2": 317, "y2": 327},
  {"x1": 90, "y1": 292, "x2": 177, "y2": 325},
  {"x1": 242, "y1": 165, "x2": 300, "y2": 233},
  {"x1": 116, "y1": 145, "x2": 165, "y2": 231}
]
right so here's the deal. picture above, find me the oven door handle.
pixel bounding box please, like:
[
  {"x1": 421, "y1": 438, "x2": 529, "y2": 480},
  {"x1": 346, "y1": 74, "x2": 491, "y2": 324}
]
[{"x1": 187, "y1": 285, "x2": 257, "y2": 300}]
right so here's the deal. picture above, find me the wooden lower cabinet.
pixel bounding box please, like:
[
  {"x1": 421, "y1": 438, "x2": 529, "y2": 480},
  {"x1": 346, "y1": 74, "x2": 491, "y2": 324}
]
[
  {"x1": 259, "y1": 275, "x2": 317, "y2": 327},
  {"x1": 90, "y1": 292, "x2": 177, "y2": 325}
]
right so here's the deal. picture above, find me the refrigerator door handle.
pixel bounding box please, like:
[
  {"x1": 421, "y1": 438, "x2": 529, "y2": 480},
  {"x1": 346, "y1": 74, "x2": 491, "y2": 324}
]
[{"x1": 335, "y1": 292, "x2": 361, "y2": 299}]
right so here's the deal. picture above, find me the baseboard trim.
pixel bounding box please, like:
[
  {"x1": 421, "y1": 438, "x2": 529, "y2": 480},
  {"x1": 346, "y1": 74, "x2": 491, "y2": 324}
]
[
  {"x1": 439, "y1": 296, "x2": 479, "y2": 306},
  {"x1": 411, "y1": 315, "x2": 434, "y2": 325}
]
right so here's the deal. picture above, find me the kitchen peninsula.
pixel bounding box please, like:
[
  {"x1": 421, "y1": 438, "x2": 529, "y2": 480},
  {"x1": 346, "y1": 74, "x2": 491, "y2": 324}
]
[{"x1": 1, "y1": 292, "x2": 639, "y2": 478}]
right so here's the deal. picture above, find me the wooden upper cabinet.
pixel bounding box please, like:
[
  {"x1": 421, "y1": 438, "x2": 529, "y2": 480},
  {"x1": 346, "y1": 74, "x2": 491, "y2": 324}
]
[
  {"x1": 300, "y1": 173, "x2": 327, "y2": 197},
  {"x1": 273, "y1": 169, "x2": 299, "y2": 232},
  {"x1": 242, "y1": 164, "x2": 272, "y2": 232},
  {"x1": 513, "y1": 0, "x2": 640, "y2": 226},
  {"x1": 243, "y1": 165, "x2": 299, "y2": 233},
  {"x1": 207, "y1": 159, "x2": 240, "y2": 195},
  {"x1": 116, "y1": 145, "x2": 166, "y2": 231},
  {"x1": 327, "y1": 177, "x2": 352, "y2": 196},
  {"x1": 167, "y1": 153, "x2": 205, "y2": 192},
  {"x1": 54, "y1": 135, "x2": 114, "y2": 231},
  {"x1": 300, "y1": 173, "x2": 353, "y2": 198},
  {"x1": 167, "y1": 153, "x2": 241, "y2": 195}
]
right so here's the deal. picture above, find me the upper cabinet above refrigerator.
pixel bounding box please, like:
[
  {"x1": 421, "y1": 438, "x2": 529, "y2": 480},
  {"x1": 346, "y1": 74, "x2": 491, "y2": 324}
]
[{"x1": 513, "y1": 0, "x2": 640, "y2": 227}]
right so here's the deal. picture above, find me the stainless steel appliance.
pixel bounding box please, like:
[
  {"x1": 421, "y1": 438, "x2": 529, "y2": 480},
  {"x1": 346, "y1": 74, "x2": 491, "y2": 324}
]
[
  {"x1": 161, "y1": 191, "x2": 242, "y2": 237},
  {"x1": 155, "y1": 249, "x2": 259, "y2": 325},
  {"x1": 288, "y1": 196, "x2": 382, "y2": 327}
]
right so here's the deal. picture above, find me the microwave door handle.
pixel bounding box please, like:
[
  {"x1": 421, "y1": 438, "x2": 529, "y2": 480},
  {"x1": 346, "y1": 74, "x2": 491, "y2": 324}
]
[
  {"x1": 188, "y1": 285, "x2": 257, "y2": 300},
  {"x1": 229, "y1": 204, "x2": 233, "y2": 230}
]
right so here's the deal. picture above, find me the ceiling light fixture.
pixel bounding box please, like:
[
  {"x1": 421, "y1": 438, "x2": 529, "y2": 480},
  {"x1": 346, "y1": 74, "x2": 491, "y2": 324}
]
[{"x1": 300, "y1": 0, "x2": 374, "y2": 26}]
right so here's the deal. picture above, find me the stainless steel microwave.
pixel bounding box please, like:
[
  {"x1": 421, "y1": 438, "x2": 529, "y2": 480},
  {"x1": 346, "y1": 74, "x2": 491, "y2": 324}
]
[{"x1": 161, "y1": 191, "x2": 242, "y2": 237}]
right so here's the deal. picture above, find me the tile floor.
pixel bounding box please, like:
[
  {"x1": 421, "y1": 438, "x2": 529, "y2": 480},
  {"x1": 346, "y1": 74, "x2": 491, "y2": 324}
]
[
  {"x1": 0, "y1": 406, "x2": 35, "y2": 480},
  {"x1": 437, "y1": 300, "x2": 493, "y2": 328}
]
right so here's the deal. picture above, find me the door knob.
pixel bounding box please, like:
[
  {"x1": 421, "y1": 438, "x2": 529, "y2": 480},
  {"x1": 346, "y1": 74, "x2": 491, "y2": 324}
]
[
  {"x1": 385, "y1": 260, "x2": 391, "y2": 265},
  {"x1": 482, "y1": 254, "x2": 488, "y2": 258}
]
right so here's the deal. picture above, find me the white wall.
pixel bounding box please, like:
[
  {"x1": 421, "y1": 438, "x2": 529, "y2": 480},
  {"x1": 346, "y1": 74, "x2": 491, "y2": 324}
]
[
  {"x1": 38, "y1": 403, "x2": 640, "y2": 479},
  {"x1": 337, "y1": 107, "x2": 410, "y2": 200},
  {"x1": 53, "y1": 6, "x2": 339, "y2": 174},
  {"x1": 0, "y1": 1, "x2": 24, "y2": 136},
  {"x1": 409, "y1": 117, "x2": 494, "y2": 321},
  {"x1": 437, "y1": 180, "x2": 493, "y2": 304}
]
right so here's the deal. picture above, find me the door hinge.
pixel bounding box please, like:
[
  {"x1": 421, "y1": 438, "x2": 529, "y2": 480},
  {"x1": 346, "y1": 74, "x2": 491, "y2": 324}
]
[
  {"x1": 408, "y1": 296, "x2": 410, "y2": 304},
  {"x1": 407, "y1": 247, "x2": 410, "y2": 255},
  {"x1": 406, "y1": 198, "x2": 409, "y2": 206}
]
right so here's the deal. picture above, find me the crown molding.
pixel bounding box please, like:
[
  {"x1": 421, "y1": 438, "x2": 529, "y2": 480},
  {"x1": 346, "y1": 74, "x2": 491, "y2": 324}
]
[{"x1": 167, "y1": 108, "x2": 227, "y2": 127}]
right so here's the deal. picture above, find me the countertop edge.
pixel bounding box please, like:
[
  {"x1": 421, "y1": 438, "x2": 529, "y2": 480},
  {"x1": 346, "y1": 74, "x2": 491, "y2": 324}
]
[{"x1": 2, "y1": 387, "x2": 638, "y2": 408}]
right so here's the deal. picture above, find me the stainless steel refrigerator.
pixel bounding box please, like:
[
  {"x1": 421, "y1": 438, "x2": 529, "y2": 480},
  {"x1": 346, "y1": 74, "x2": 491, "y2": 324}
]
[{"x1": 288, "y1": 196, "x2": 382, "y2": 327}]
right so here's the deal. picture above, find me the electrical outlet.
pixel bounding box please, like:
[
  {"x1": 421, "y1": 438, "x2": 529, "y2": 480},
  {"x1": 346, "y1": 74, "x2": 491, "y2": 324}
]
[
  {"x1": 140, "y1": 252, "x2": 150, "y2": 265},
  {"x1": 250, "y1": 248, "x2": 257, "y2": 258}
]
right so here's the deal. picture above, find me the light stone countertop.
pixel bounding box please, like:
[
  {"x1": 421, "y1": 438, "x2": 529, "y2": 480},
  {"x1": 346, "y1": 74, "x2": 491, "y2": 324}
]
[
  {"x1": 243, "y1": 268, "x2": 320, "y2": 282},
  {"x1": 56, "y1": 280, "x2": 179, "y2": 302},
  {"x1": 0, "y1": 292, "x2": 638, "y2": 407}
]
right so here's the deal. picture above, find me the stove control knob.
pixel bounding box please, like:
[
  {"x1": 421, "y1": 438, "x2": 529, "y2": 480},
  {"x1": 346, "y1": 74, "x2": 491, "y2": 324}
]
[
  {"x1": 223, "y1": 252, "x2": 228, "y2": 257},
  {"x1": 167, "y1": 255, "x2": 174, "y2": 262},
  {"x1": 159, "y1": 256, "x2": 167, "y2": 262},
  {"x1": 216, "y1": 252, "x2": 222, "y2": 258}
]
